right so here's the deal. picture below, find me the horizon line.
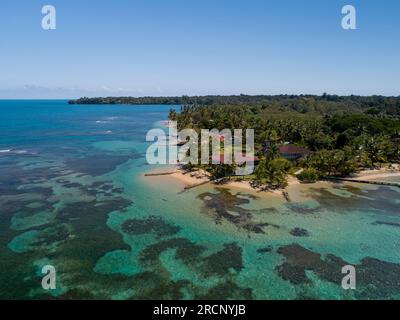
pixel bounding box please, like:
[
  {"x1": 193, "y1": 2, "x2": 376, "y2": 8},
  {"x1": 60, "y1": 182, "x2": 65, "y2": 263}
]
[{"x1": 2, "y1": 93, "x2": 400, "y2": 100}]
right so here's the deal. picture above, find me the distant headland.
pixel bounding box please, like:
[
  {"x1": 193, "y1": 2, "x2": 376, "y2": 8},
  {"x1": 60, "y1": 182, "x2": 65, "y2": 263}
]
[{"x1": 68, "y1": 94, "x2": 400, "y2": 106}]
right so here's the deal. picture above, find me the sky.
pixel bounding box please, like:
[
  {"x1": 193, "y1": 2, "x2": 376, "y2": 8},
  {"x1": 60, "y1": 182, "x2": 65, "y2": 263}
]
[{"x1": 0, "y1": 0, "x2": 399, "y2": 98}]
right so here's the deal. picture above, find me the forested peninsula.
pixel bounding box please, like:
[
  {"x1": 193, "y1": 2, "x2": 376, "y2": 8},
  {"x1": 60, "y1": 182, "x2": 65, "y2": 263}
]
[{"x1": 71, "y1": 94, "x2": 400, "y2": 187}]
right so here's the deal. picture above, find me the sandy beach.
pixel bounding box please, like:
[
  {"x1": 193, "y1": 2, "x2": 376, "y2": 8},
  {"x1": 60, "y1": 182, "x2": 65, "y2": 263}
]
[
  {"x1": 351, "y1": 164, "x2": 400, "y2": 181},
  {"x1": 145, "y1": 167, "x2": 301, "y2": 199},
  {"x1": 144, "y1": 164, "x2": 400, "y2": 201}
]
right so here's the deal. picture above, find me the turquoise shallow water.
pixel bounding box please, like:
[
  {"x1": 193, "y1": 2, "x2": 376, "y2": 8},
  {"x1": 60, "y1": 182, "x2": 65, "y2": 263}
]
[{"x1": 0, "y1": 100, "x2": 399, "y2": 300}]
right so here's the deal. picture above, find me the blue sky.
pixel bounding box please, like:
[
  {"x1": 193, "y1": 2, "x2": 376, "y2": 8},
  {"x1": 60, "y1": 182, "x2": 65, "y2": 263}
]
[{"x1": 0, "y1": 0, "x2": 399, "y2": 98}]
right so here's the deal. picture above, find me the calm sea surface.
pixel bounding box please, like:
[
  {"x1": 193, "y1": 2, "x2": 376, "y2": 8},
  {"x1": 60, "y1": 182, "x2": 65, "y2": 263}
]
[{"x1": 0, "y1": 100, "x2": 399, "y2": 299}]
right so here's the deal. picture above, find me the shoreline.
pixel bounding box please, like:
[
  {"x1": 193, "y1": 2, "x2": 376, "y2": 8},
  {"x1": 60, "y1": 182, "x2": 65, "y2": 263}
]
[
  {"x1": 351, "y1": 165, "x2": 400, "y2": 181},
  {"x1": 145, "y1": 167, "x2": 301, "y2": 200},
  {"x1": 144, "y1": 165, "x2": 400, "y2": 200}
]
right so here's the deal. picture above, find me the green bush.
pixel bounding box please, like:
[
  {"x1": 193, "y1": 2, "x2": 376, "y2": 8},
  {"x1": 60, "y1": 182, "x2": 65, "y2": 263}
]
[{"x1": 297, "y1": 168, "x2": 319, "y2": 183}]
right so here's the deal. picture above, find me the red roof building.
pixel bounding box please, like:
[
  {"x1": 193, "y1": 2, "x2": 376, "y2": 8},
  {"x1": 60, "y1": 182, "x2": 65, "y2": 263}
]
[
  {"x1": 211, "y1": 153, "x2": 259, "y2": 165},
  {"x1": 278, "y1": 144, "x2": 310, "y2": 161}
]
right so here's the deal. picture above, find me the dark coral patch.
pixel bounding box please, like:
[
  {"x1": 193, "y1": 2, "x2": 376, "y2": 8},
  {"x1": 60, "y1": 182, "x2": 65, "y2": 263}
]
[
  {"x1": 20, "y1": 186, "x2": 54, "y2": 197},
  {"x1": 0, "y1": 164, "x2": 60, "y2": 188},
  {"x1": 290, "y1": 228, "x2": 310, "y2": 237},
  {"x1": 276, "y1": 244, "x2": 346, "y2": 285},
  {"x1": 131, "y1": 271, "x2": 190, "y2": 299},
  {"x1": 276, "y1": 244, "x2": 400, "y2": 299},
  {"x1": 139, "y1": 238, "x2": 245, "y2": 278},
  {"x1": 202, "y1": 243, "x2": 244, "y2": 276},
  {"x1": 285, "y1": 203, "x2": 322, "y2": 215},
  {"x1": 112, "y1": 187, "x2": 124, "y2": 194},
  {"x1": 75, "y1": 181, "x2": 125, "y2": 197},
  {"x1": 257, "y1": 246, "x2": 273, "y2": 254},
  {"x1": 1, "y1": 199, "x2": 54, "y2": 217},
  {"x1": 122, "y1": 216, "x2": 180, "y2": 238},
  {"x1": 277, "y1": 263, "x2": 311, "y2": 284},
  {"x1": 242, "y1": 222, "x2": 279, "y2": 234},
  {"x1": 129, "y1": 271, "x2": 253, "y2": 300},
  {"x1": 99, "y1": 183, "x2": 114, "y2": 191},
  {"x1": 195, "y1": 280, "x2": 252, "y2": 300},
  {"x1": 33, "y1": 223, "x2": 71, "y2": 247},
  {"x1": 305, "y1": 185, "x2": 400, "y2": 216},
  {"x1": 139, "y1": 238, "x2": 206, "y2": 265},
  {"x1": 198, "y1": 188, "x2": 251, "y2": 223},
  {"x1": 355, "y1": 258, "x2": 400, "y2": 299},
  {"x1": 198, "y1": 188, "x2": 278, "y2": 234},
  {"x1": 372, "y1": 221, "x2": 400, "y2": 228},
  {"x1": 63, "y1": 182, "x2": 82, "y2": 188},
  {"x1": 65, "y1": 154, "x2": 131, "y2": 176},
  {"x1": 58, "y1": 197, "x2": 133, "y2": 220},
  {"x1": 137, "y1": 237, "x2": 250, "y2": 299}
]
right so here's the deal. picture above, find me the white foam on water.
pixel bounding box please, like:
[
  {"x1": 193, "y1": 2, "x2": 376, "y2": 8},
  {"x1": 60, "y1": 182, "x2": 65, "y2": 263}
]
[{"x1": 0, "y1": 149, "x2": 32, "y2": 155}]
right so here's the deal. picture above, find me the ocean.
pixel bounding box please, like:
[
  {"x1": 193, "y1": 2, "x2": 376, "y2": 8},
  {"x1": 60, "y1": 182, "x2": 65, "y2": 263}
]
[{"x1": 0, "y1": 100, "x2": 399, "y2": 299}]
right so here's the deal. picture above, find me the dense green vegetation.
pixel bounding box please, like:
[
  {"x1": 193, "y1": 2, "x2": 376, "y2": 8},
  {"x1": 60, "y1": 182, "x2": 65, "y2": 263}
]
[
  {"x1": 70, "y1": 94, "x2": 400, "y2": 117},
  {"x1": 71, "y1": 94, "x2": 400, "y2": 187},
  {"x1": 69, "y1": 96, "x2": 185, "y2": 105},
  {"x1": 254, "y1": 158, "x2": 292, "y2": 188},
  {"x1": 297, "y1": 168, "x2": 319, "y2": 183},
  {"x1": 169, "y1": 95, "x2": 400, "y2": 188}
]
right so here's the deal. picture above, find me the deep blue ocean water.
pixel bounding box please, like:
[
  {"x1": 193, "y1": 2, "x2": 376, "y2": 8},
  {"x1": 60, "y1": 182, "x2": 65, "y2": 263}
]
[{"x1": 0, "y1": 100, "x2": 399, "y2": 300}]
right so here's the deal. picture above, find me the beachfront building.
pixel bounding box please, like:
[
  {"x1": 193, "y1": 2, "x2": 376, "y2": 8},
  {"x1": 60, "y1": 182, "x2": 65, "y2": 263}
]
[
  {"x1": 278, "y1": 144, "x2": 310, "y2": 161},
  {"x1": 263, "y1": 141, "x2": 310, "y2": 161},
  {"x1": 211, "y1": 153, "x2": 260, "y2": 165}
]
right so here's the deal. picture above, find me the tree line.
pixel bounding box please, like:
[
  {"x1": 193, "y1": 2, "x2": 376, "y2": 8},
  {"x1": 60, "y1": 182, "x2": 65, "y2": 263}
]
[{"x1": 170, "y1": 95, "x2": 400, "y2": 188}]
